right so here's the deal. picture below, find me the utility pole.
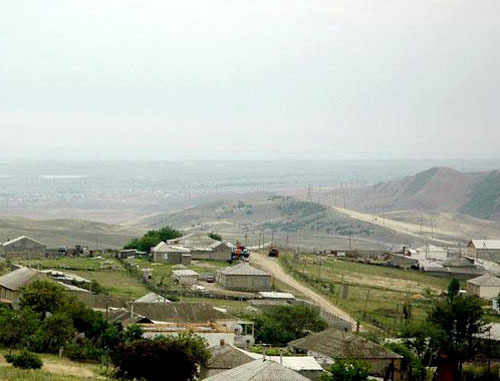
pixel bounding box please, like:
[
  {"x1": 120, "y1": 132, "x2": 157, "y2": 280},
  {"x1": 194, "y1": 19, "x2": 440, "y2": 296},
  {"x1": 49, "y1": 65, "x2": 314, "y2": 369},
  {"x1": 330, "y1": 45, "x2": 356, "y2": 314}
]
[{"x1": 348, "y1": 227, "x2": 352, "y2": 250}]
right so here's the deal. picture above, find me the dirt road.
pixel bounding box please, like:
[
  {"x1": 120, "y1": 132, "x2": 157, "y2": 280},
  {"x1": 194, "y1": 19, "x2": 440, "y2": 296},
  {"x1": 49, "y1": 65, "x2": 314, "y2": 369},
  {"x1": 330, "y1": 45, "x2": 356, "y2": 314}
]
[{"x1": 250, "y1": 251, "x2": 357, "y2": 327}]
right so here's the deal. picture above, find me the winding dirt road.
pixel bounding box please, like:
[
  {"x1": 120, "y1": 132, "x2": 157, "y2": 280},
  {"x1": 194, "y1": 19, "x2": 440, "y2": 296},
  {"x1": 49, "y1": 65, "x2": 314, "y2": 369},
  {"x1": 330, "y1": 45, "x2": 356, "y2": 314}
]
[{"x1": 250, "y1": 251, "x2": 357, "y2": 327}]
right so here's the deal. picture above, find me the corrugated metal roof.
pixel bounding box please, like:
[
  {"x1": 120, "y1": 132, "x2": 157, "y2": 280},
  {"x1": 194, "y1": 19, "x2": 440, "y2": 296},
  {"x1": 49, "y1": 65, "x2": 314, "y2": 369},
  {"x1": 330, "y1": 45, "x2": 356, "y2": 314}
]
[
  {"x1": 57, "y1": 282, "x2": 91, "y2": 293},
  {"x1": 152, "y1": 242, "x2": 191, "y2": 253},
  {"x1": 206, "y1": 344, "x2": 254, "y2": 369},
  {"x1": 288, "y1": 328, "x2": 402, "y2": 360},
  {"x1": 220, "y1": 263, "x2": 270, "y2": 277},
  {"x1": 0, "y1": 267, "x2": 41, "y2": 291},
  {"x1": 467, "y1": 274, "x2": 500, "y2": 287},
  {"x1": 2, "y1": 236, "x2": 45, "y2": 247},
  {"x1": 258, "y1": 292, "x2": 295, "y2": 300},
  {"x1": 131, "y1": 302, "x2": 236, "y2": 323},
  {"x1": 204, "y1": 359, "x2": 310, "y2": 381},
  {"x1": 134, "y1": 292, "x2": 170, "y2": 303},
  {"x1": 172, "y1": 269, "x2": 199, "y2": 277},
  {"x1": 243, "y1": 352, "x2": 322, "y2": 371},
  {"x1": 470, "y1": 240, "x2": 500, "y2": 250},
  {"x1": 168, "y1": 232, "x2": 222, "y2": 251}
]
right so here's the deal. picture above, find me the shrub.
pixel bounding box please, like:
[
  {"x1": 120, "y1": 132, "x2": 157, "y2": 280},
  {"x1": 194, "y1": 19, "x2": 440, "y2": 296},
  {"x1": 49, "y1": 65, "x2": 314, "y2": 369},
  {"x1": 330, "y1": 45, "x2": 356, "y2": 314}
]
[
  {"x1": 5, "y1": 349, "x2": 43, "y2": 369},
  {"x1": 64, "y1": 342, "x2": 105, "y2": 362},
  {"x1": 320, "y1": 359, "x2": 370, "y2": 381}
]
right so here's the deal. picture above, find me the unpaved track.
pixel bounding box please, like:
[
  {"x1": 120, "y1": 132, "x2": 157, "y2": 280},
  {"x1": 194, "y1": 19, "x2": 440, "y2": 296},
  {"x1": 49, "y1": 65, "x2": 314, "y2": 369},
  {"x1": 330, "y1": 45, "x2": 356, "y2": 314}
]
[{"x1": 251, "y1": 251, "x2": 357, "y2": 327}]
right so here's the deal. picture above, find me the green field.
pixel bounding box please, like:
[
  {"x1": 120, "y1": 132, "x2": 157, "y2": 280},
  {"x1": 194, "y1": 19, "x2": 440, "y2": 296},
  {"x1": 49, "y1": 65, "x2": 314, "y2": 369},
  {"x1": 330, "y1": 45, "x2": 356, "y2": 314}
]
[{"x1": 280, "y1": 253, "x2": 452, "y2": 336}]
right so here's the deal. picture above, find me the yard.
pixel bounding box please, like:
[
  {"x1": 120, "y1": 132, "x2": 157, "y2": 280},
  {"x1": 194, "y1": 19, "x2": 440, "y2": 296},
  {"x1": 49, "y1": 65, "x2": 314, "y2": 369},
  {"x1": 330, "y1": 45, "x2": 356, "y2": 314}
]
[{"x1": 280, "y1": 252, "x2": 451, "y2": 336}]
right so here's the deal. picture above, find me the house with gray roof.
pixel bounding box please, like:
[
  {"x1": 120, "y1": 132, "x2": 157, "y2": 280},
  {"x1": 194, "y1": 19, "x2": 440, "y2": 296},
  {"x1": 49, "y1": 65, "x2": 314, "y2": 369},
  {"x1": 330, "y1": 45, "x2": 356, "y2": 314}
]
[
  {"x1": 203, "y1": 359, "x2": 311, "y2": 381},
  {"x1": 0, "y1": 267, "x2": 46, "y2": 304},
  {"x1": 467, "y1": 274, "x2": 500, "y2": 299},
  {"x1": 167, "y1": 232, "x2": 233, "y2": 261},
  {"x1": 201, "y1": 341, "x2": 255, "y2": 379},
  {"x1": 216, "y1": 263, "x2": 272, "y2": 292},
  {"x1": 468, "y1": 240, "x2": 500, "y2": 262},
  {"x1": 288, "y1": 328, "x2": 402, "y2": 379},
  {"x1": 134, "y1": 292, "x2": 170, "y2": 304},
  {"x1": 172, "y1": 269, "x2": 199, "y2": 286},
  {"x1": 152, "y1": 242, "x2": 191, "y2": 265},
  {"x1": 1, "y1": 236, "x2": 46, "y2": 259}
]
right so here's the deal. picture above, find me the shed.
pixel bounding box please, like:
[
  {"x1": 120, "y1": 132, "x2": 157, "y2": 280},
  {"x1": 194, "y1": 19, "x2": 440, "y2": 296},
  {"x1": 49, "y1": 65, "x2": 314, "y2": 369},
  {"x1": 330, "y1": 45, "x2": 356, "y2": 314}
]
[
  {"x1": 288, "y1": 328, "x2": 402, "y2": 379},
  {"x1": 216, "y1": 263, "x2": 272, "y2": 292},
  {"x1": 172, "y1": 269, "x2": 199, "y2": 286},
  {"x1": 466, "y1": 274, "x2": 500, "y2": 299},
  {"x1": 412, "y1": 244, "x2": 448, "y2": 261},
  {"x1": 1, "y1": 236, "x2": 46, "y2": 259},
  {"x1": 203, "y1": 359, "x2": 311, "y2": 381}
]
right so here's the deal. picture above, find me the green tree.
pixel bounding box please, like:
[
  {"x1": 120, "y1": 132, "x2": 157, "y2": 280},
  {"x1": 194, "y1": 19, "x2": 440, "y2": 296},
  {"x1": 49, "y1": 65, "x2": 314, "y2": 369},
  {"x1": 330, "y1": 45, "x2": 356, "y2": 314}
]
[
  {"x1": 125, "y1": 226, "x2": 182, "y2": 252},
  {"x1": 30, "y1": 313, "x2": 76, "y2": 353},
  {"x1": 385, "y1": 342, "x2": 426, "y2": 381},
  {"x1": 113, "y1": 333, "x2": 209, "y2": 381},
  {"x1": 404, "y1": 279, "x2": 487, "y2": 379},
  {"x1": 319, "y1": 359, "x2": 369, "y2": 381},
  {"x1": 5, "y1": 349, "x2": 43, "y2": 370},
  {"x1": 19, "y1": 280, "x2": 68, "y2": 318},
  {"x1": 0, "y1": 306, "x2": 40, "y2": 347},
  {"x1": 208, "y1": 232, "x2": 222, "y2": 241},
  {"x1": 448, "y1": 278, "x2": 460, "y2": 301},
  {"x1": 253, "y1": 305, "x2": 328, "y2": 346}
]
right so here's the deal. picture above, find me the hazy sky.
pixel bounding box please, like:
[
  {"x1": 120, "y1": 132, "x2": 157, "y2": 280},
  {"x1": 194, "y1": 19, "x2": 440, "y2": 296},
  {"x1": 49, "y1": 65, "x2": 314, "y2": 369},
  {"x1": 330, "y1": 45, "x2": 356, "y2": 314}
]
[{"x1": 0, "y1": 0, "x2": 499, "y2": 160}]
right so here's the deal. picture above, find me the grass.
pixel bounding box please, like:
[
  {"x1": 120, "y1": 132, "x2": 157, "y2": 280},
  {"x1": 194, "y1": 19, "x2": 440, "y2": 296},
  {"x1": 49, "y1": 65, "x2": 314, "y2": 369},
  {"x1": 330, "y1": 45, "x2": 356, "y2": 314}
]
[
  {"x1": 0, "y1": 348, "x2": 107, "y2": 381},
  {"x1": 13, "y1": 256, "x2": 120, "y2": 272},
  {"x1": 280, "y1": 253, "x2": 451, "y2": 337}
]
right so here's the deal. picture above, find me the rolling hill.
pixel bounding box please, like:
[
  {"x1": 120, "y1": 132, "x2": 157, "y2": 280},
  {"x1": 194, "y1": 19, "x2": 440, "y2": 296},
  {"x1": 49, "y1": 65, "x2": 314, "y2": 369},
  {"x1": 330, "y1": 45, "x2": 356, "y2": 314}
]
[
  {"x1": 0, "y1": 216, "x2": 143, "y2": 249},
  {"x1": 347, "y1": 167, "x2": 500, "y2": 221}
]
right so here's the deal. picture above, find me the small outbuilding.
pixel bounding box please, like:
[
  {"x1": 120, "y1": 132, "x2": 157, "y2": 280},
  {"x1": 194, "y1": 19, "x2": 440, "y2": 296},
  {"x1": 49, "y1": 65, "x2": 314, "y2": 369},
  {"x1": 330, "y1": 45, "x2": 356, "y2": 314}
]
[
  {"x1": 216, "y1": 263, "x2": 272, "y2": 292},
  {"x1": 468, "y1": 240, "x2": 500, "y2": 262},
  {"x1": 1, "y1": 236, "x2": 46, "y2": 259},
  {"x1": 467, "y1": 274, "x2": 500, "y2": 300},
  {"x1": 152, "y1": 242, "x2": 192, "y2": 265},
  {"x1": 172, "y1": 269, "x2": 199, "y2": 286},
  {"x1": 134, "y1": 292, "x2": 170, "y2": 304}
]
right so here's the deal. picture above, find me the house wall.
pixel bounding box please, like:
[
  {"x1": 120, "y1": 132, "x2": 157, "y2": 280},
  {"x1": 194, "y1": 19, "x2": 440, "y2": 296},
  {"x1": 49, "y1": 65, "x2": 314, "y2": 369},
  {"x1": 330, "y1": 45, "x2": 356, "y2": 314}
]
[
  {"x1": 190, "y1": 245, "x2": 232, "y2": 261},
  {"x1": 152, "y1": 251, "x2": 183, "y2": 264},
  {"x1": 0, "y1": 287, "x2": 20, "y2": 304},
  {"x1": 221, "y1": 274, "x2": 272, "y2": 292},
  {"x1": 468, "y1": 284, "x2": 500, "y2": 299},
  {"x1": 476, "y1": 249, "x2": 500, "y2": 263},
  {"x1": 175, "y1": 275, "x2": 198, "y2": 286},
  {"x1": 3, "y1": 239, "x2": 46, "y2": 259}
]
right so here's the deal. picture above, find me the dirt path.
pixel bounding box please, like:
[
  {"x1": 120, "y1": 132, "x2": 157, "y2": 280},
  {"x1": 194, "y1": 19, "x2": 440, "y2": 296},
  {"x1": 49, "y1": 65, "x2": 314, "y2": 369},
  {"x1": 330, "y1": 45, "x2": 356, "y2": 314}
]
[
  {"x1": 332, "y1": 206, "x2": 456, "y2": 245},
  {"x1": 250, "y1": 251, "x2": 357, "y2": 327}
]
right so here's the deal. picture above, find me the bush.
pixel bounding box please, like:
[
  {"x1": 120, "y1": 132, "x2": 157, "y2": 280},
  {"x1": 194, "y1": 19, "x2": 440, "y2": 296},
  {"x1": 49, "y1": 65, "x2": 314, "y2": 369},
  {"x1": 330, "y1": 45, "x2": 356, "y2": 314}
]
[
  {"x1": 320, "y1": 359, "x2": 370, "y2": 381},
  {"x1": 5, "y1": 349, "x2": 43, "y2": 369},
  {"x1": 463, "y1": 364, "x2": 500, "y2": 381},
  {"x1": 64, "y1": 342, "x2": 105, "y2": 362}
]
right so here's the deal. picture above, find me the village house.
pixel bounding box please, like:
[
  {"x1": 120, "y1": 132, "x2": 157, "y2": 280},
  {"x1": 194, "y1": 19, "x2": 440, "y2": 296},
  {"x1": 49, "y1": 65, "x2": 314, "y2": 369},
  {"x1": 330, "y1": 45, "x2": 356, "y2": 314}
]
[
  {"x1": 0, "y1": 236, "x2": 46, "y2": 259},
  {"x1": 412, "y1": 244, "x2": 448, "y2": 261},
  {"x1": 466, "y1": 274, "x2": 500, "y2": 299},
  {"x1": 151, "y1": 242, "x2": 192, "y2": 265},
  {"x1": 134, "y1": 292, "x2": 170, "y2": 304},
  {"x1": 203, "y1": 359, "x2": 312, "y2": 381},
  {"x1": 0, "y1": 267, "x2": 90, "y2": 306},
  {"x1": 216, "y1": 263, "x2": 272, "y2": 292},
  {"x1": 201, "y1": 341, "x2": 324, "y2": 380},
  {"x1": 288, "y1": 328, "x2": 402, "y2": 380},
  {"x1": 130, "y1": 302, "x2": 255, "y2": 347},
  {"x1": 468, "y1": 240, "x2": 500, "y2": 262},
  {"x1": 167, "y1": 232, "x2": 233, "y2": 261},
  {"x1": 172, "y1": 269, "x2": 199, "y2": 286}
]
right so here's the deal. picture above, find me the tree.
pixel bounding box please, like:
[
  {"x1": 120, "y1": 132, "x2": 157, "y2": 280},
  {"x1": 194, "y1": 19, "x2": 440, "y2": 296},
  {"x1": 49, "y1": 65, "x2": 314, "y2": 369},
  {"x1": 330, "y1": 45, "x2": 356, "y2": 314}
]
[
  {"x1": 113, "y1": 333, "x2": 209, "y2": 381},
  {"x1": 0, "y1": 306, "x2": 40, "y2": 348},
  {"x1": 253, "y1": 305, "x2": 328, "y2": 346},
  {"x1": 19, "y1": 280, "x2": 68, "y2": 318},
  {"x1": 448, "y1": 278, "x2": 460, "y2": 301},
  {"x1": 125, "y1": 226, "x2": 183, "y2": 252},
  {"x1": 404, "y1": 279, "x2": 487, "y2": 380},
  {"x1": 319, "y1": 359, "x2": 369, "y2": 381},
  {"x1": 385, "y1": 342, "x2": 426, "y2": 381},
  {"x1": 208, "y1": 232, "x2": 222, "y2": 241},
  {"x1": 30, "y1": 313, "x2": 76, "y2": 353}
]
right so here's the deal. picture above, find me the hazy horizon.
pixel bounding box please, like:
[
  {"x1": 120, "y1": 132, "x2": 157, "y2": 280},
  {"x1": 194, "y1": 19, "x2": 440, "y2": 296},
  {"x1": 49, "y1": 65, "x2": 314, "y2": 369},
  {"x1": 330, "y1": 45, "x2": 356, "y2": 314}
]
[{"x1": 1, "y1": 0, "x2": 499, "y2": 160}]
